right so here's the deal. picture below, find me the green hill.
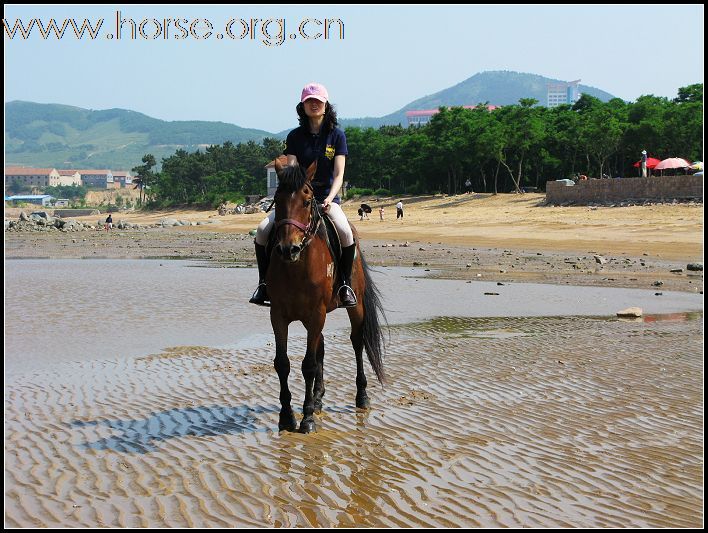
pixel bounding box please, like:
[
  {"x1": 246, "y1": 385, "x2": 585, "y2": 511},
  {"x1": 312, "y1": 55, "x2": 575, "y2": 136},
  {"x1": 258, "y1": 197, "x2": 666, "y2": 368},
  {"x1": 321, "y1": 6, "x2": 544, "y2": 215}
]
[
  {"x1": 5, "y1": 71, "x2": 618, "y2": 166},
  {"x1": 5, "y1": 101, "x2": 273, "y2": 170},
  {"x1": 339, "y1": 70, "x2": 617, "y2": 129}
]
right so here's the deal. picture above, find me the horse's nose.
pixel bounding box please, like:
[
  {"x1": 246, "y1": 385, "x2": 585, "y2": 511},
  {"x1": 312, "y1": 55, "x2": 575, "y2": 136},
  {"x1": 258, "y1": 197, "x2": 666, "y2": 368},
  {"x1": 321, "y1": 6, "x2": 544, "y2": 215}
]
[{"x1": 276, "y1": 244, "x2": 301, "y2": 261}]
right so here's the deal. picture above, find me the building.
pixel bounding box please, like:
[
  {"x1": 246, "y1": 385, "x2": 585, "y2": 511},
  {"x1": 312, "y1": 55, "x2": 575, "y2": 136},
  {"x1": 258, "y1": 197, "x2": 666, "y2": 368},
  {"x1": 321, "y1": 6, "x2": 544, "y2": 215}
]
[
  {"x1": 405, "y1": 105, "x2": 499, "y2": 126},
  {"x1": 6, "y1": 194, "x2": 55, "y2": 206},
  {"x1": 5, "y1": 167, "x2": 62, "y2": 189},
  {"x1": 79, "y1": 169, "x2": 114, "y2": 188},
  {"x1": 547, "y1": 79, "x2": 581, "y2": 108},
  {"x1": 56, "y1": 170, "x2": 82, "y2": 186},
  {"x1": 111, "y1": 171, "x2": 133, "y2": 188},
  {"x1": 265, "y1": 161, "x2": 278, "y2": 197}
]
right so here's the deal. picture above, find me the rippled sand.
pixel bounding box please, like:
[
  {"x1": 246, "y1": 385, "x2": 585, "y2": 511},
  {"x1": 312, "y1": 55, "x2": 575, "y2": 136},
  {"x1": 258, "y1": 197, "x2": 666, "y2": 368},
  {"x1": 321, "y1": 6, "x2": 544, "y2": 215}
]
[{"x1": 5, "y1": 315, "x2": 703, "y2": 527}]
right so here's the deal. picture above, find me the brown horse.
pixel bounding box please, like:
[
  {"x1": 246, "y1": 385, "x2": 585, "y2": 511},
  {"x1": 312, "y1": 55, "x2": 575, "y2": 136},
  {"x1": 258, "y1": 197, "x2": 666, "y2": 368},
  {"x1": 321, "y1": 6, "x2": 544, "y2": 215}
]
[{"x1": 267, "y1": 158, "x2": 386, "y2": 433}]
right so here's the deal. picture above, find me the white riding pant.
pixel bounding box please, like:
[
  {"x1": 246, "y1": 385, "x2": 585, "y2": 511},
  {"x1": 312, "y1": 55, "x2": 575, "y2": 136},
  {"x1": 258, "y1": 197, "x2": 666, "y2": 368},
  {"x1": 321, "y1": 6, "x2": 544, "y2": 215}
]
[{"x1": 255, "y1": 202, "x2": 354, "y2": 248}]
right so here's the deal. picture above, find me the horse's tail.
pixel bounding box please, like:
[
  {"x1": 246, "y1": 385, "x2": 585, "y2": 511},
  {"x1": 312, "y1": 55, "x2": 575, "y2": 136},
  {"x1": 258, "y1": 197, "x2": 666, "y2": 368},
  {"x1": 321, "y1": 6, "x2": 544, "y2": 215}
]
[{"x1": 360, "y1": 251, "x2": 387, "y2": 385}]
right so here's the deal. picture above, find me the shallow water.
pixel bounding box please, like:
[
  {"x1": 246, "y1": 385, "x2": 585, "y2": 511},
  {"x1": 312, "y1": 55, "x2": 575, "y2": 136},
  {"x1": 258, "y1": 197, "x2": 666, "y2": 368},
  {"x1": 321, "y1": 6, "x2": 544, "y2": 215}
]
[
  {"x1": 5, "y1": 259, "x2": 703, "y2": 375},
  {"x1": 5, "y1": 259, "x2": 704, "y2": 527}
]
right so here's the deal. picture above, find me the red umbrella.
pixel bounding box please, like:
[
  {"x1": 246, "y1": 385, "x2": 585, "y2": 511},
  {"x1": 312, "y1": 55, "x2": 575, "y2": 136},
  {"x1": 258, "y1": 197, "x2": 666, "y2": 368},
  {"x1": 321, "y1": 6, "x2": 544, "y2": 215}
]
[
  {"x1": 655, "y1": 157, "x2": 692, "y2": 170},
  {"x1": 632, "y1": 157, "x2": 661, "y2": 169}
]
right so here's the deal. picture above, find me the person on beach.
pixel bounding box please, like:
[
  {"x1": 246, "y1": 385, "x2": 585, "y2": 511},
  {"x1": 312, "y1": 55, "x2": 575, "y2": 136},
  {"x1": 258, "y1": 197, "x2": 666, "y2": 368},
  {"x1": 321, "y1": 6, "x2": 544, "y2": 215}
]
[
  {"x1": 464, "y1": 178, "x2": 472, "y2": 194},
  {"x1": 396, "y1": 201, "x2": 404, "y2": 220},
  {"x1": 250, "y1": 82, "x2": 356, "y2": 308},
  {"x1": 640, "y1": 150, "x2": 648, "y2": 178},
  {"x1": 379, "y1": 206, "x2": 385, "y2": 221},
  {"x1": 105, "y1": 214, "x2": 113, "y2": 231}
]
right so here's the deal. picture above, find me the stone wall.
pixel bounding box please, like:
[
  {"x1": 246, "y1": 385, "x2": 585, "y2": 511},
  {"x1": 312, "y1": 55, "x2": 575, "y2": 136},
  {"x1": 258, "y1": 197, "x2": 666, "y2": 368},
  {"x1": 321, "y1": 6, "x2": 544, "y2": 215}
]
[
  {"x1": 54, "y1": 209, "x2": 101, "y2": 217},
  {"x1": 546, "y1": 175, "x2": 703, "y2": 204}
]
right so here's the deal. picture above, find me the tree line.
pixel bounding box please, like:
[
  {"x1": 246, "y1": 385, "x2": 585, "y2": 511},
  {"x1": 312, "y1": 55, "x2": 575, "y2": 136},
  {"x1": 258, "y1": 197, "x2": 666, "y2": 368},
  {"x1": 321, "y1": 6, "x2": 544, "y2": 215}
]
[{"x1": 134, "y1": 83, "x2": 702, "y2": 206}]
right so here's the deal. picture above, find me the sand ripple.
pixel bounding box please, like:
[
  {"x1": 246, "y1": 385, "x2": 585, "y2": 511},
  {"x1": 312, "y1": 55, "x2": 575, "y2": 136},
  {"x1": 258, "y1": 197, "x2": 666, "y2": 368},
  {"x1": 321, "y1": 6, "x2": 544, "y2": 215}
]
[{"x1": 5, "y1": 315, "x2": 703, "y2": 527}]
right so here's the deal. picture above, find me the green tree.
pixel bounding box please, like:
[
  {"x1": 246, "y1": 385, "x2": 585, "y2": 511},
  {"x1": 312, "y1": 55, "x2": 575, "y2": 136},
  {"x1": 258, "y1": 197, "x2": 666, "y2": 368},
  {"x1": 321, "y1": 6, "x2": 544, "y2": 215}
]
[{"x1": 132, "y1": 154, "x2": 157, "y2": 205}]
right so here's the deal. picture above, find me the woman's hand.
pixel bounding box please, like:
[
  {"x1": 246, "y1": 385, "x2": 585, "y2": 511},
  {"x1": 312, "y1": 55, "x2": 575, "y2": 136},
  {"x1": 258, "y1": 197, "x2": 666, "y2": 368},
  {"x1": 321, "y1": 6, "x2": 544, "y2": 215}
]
[{"x1": 321, "y1": 196, "x2": 334, "y2": 211}]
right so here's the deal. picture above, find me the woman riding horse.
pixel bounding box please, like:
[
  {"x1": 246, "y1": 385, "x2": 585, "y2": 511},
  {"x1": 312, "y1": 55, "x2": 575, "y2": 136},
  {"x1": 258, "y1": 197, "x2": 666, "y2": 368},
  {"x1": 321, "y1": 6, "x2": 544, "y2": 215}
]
[
  {"x1": 250, "y1": 82, "x2": 357, "y2": 308},
  {"x1": 266, "y1": 158, "x2": 386, "y2": 433}
]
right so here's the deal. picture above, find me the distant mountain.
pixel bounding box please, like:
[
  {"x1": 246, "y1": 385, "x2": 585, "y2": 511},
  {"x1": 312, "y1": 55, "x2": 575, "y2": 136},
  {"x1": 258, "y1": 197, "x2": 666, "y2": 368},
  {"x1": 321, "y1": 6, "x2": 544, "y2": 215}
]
[
  {"x1": 5, "y1": 72, "x2": 617, "y2": 169},
  {"x1": 5, "y1": 101, "x2": 273, "y2": 170},
  {"x1": 339, "y1": 70, "x2": 617, "y2": 129}
]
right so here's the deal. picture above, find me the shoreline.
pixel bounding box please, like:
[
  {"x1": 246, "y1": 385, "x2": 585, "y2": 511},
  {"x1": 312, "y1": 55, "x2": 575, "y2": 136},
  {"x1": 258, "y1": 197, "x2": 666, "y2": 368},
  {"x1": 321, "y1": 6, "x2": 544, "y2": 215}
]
[{"x1": 3, "y1": 228, "x2": 703, "y2": 294}]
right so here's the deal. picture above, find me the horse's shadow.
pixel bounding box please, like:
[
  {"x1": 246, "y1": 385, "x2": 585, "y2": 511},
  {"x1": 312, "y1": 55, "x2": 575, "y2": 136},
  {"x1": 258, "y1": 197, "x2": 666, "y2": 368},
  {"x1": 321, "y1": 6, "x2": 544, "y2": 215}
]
[{"x1": 70, "y1": 404, "x2": 280, "y2": 454}]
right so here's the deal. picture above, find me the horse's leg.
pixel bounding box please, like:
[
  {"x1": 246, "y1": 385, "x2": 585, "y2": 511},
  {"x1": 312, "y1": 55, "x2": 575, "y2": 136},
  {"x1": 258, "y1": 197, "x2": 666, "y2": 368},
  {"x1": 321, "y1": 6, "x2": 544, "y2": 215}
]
[
  {"x1": 313, "y1": 334, "x2": 325, "y2": 413},
  {"x1": 271, "y1": 314, "x2": 297, "y2": 432},
  {"x1": 348, "y1": 304, "x2": 370, "y2": 409},
  {"x1": 300, "y1": 315, "x2": 325, "y2": 434}
]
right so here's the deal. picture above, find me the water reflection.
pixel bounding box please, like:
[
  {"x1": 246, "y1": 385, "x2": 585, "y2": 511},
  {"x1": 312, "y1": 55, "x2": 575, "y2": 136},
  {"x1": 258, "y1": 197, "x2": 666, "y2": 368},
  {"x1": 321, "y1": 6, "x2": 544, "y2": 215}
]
[{"x1": 6, "y1": 259, "x2": 703, "y2": 375}]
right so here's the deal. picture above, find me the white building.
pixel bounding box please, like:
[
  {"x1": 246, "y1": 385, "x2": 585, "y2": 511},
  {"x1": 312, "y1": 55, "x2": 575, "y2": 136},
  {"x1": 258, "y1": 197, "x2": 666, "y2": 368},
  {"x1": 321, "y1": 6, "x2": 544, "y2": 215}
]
[{"x1": 547, "y1": 80, "x2": 581, "y2": 108}]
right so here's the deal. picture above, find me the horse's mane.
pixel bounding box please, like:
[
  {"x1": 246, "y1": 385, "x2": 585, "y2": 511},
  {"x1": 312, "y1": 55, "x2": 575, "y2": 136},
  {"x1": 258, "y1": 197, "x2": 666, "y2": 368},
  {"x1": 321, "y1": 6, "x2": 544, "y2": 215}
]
[{"x1": 276, "y1": 164, "x2": 308, "y2": 193}]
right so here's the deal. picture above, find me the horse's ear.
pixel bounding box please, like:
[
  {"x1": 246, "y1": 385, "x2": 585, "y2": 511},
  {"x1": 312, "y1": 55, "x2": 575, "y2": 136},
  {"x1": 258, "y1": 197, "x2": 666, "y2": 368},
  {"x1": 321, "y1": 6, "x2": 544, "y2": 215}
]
[
  {"x1": 305, "y1": 160, "x2": 317, "y2": 182},
  {"x1": 274, "y1": 155, "x2": 288, "y2": 177}
]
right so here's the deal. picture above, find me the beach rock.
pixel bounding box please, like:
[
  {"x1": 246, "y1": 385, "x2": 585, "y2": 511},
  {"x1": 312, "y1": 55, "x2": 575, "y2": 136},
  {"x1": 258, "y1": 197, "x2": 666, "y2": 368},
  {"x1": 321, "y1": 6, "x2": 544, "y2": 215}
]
[
  {"x1": 19, "y1": 211, "x2": 28, "y2": 221},
  {"x1": 617, "y1": 307, "x2": 642, "y2": 318},
  {"x1": 670, "y1": 268, "x2": 684, "y2": 273},
  {"x1": 161, "y1": 218, "x2": 180, "y2": 227},
  {"x1": 686, "y1": 263, "x2": 703, "y2": 271},
  {"x1": 594, "y1": 255, "x2": 607, "y2": 264}
]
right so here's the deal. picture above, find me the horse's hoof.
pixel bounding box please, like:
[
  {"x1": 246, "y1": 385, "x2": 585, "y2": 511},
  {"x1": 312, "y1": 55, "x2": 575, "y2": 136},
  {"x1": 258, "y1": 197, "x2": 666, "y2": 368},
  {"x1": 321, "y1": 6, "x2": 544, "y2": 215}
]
[
  {"x1": 299, "y1": 419, "x2": 316, "y2": 434},
  {"x1": 278, "y1": 413, "x2": 297, "y2": 432},
  {"x1": 356, "y1": 395, "x2": 371, "y2": 410}
]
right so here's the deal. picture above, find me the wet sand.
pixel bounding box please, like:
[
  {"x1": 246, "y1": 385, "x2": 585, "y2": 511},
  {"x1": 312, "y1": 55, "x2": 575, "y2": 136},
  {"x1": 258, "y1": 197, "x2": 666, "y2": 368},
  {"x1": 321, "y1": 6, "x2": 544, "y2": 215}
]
[
  {"x1": 5, "y1": 313, "x2": 703, "y2": 527},
  {"x1": 4, "y1": 260, "x2": 704, "y2": 527},
  {"x1": 4, "y1": 195, "x2": 704, "y2": 527}
]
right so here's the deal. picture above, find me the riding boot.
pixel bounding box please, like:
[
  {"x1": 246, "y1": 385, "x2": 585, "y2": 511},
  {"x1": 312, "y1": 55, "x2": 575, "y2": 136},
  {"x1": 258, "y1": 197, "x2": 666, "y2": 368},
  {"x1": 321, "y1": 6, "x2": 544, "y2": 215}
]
[
  {"x1": 249, "y1": 243, "x2": 270, "y2": 306},
  {"x1": 338, "y1": 243, "x2": 358, "y2": 308}
]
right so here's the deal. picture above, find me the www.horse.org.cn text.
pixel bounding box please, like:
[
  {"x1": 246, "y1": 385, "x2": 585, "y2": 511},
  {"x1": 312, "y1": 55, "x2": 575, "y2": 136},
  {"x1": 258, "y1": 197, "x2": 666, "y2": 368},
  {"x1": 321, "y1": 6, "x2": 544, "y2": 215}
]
[{"x1": 3, "y1": 12, "x2": 345, "y2": 47}]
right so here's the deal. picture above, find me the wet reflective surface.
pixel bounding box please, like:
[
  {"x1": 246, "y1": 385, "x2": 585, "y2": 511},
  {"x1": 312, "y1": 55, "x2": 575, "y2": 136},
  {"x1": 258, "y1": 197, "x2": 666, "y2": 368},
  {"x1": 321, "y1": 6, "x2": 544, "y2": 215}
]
[
  {"x1": 5, "y1": 259, "x2": 704, "y2": 527},
  {"x1": 5, "y1": 259, "x2": 703, "y2": 374}
]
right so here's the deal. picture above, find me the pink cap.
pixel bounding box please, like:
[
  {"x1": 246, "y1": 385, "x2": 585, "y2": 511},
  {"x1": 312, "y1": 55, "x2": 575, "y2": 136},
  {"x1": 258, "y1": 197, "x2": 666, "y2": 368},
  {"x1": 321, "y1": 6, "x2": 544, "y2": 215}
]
[{"x1": 301, "y1": 82, "x2": 329, "y2": 103}]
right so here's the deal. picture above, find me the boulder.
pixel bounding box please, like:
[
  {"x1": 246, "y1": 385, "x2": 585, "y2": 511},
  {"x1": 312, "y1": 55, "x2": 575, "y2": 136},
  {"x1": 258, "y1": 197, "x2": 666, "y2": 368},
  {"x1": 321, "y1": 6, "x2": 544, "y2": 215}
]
[{"x1": 617, "y1": 307, "x2": 642, "y2": 318}]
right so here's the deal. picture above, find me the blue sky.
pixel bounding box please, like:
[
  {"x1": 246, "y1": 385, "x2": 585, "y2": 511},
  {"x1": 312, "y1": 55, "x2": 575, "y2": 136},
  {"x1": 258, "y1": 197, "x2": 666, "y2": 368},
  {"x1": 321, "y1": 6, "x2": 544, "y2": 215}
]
[{"x1": 4, "y1": 4, "x2": 704, "y2": 133}]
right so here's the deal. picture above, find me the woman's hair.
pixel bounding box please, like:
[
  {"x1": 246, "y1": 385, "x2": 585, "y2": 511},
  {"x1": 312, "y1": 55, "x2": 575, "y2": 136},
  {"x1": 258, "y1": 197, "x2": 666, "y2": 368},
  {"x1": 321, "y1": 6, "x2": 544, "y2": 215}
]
[{"x1": 296, "y1": 101, "x2": 338, "y2": 132}]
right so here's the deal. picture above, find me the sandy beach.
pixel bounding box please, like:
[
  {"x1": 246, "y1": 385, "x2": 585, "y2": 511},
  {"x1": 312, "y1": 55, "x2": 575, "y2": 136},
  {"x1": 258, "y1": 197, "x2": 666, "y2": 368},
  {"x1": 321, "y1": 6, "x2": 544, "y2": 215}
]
[
  {"x1": 4, "y1": 193, "x2": 704, "y2": 527},
  {"x1": 4, "y1": 193, "x2": 705, "y2": 293}
]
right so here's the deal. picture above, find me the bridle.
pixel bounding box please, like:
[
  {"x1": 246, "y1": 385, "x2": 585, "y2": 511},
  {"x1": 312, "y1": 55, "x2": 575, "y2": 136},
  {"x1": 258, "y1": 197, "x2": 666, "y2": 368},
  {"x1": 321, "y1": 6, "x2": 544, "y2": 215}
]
[{"x1": 274, "y1": 183, "x2": 322, "y2": 250}]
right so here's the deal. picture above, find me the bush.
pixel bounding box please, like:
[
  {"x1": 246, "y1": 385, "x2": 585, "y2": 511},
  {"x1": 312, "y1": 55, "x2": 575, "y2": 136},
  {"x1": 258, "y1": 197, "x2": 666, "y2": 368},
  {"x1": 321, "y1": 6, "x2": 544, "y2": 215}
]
[
  {"x1": 373, "y1": 188, "x2": 391, "y2": 197},
  {"x1": 348, "y1": 187, "x2": 373, "y2": 197},
  {"x1": 406, "y1": 181, "x2": 426, "y2": 195}
]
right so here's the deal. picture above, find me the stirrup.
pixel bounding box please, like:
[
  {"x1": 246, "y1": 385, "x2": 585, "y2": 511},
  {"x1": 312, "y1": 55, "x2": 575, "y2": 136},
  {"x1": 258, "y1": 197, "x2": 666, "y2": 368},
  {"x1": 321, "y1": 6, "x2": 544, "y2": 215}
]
[
  {"x1": 338, "y1": 284, "x2": 358, "y2": 308},
  {"x1": 249, "y1": 283, "x2": 270, "y2": 307}
]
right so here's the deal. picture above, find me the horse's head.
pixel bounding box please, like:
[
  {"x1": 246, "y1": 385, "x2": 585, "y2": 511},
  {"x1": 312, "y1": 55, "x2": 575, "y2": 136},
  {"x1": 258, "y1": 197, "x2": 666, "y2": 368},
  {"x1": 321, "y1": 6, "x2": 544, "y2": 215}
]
[{"x1": 273, "y1": 157, "x2": 318, "y2": 262}]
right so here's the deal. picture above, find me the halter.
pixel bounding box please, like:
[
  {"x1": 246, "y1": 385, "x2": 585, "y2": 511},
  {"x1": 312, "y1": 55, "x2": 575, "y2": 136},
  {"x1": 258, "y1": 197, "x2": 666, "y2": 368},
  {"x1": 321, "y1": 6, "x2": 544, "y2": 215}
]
[{"x1": 274, "y1": 183, "x2": 322, "y2": 250}]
